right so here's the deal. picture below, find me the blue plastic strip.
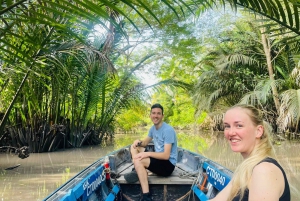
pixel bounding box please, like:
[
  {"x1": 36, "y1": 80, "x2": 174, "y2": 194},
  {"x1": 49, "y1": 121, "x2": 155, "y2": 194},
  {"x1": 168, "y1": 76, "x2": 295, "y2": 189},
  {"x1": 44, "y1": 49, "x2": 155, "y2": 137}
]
[
  {"x1": 60, "y1": 165, "x2": 106, "y2": 201},
  {"x1": 60, "y1": 189, "x2": 76, "y2": 201},
  {"x1": 105, "y1": 185, "x2": 120, "y2": 201},
  {"x1": 203, "y1": 162, "x2": 231, "y2": 191},
  {"x1": 192, "y1": 185, "x2": 208, "y2": 201}
]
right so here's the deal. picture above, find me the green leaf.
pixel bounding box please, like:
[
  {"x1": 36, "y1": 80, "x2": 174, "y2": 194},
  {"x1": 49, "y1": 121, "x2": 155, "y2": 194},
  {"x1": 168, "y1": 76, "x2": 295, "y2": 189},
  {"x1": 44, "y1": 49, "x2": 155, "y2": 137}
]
[
  {"x1": 273, "y1": 0, "x2": 287, "y2": 24},
  {"x1": 293, "y1": 4, "x2": 299, "y2": 31},
  {"x1": 283, "y1": 0, "x2": 293, "y2": 28}
]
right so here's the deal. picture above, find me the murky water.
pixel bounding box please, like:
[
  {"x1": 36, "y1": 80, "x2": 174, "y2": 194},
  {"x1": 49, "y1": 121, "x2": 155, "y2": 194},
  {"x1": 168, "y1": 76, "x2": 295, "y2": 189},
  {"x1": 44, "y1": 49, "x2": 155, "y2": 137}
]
[
  {"x1": 0, "y1": 146, "x2": 115, "y2": 201},
  {"x1": 0, "y1": 133, "x2": 299, "y2": 200}
]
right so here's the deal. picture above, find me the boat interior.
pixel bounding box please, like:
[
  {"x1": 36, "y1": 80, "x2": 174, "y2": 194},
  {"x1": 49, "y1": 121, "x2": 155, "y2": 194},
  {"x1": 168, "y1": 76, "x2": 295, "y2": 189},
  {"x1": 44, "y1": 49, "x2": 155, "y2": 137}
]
[
  {"x1": 43, "y1": 144, "x2": 233, "y2": 201},
  {"x1": 108, "y1": 145, "x2": 227, "y2": 201}
]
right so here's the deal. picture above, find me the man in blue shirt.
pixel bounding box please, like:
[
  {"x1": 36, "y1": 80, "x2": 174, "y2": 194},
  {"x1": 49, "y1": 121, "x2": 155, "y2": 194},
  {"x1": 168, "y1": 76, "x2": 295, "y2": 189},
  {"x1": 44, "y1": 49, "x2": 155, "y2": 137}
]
[{"x1": 124, "y1": 103, "x2": 178, "y2": 201}]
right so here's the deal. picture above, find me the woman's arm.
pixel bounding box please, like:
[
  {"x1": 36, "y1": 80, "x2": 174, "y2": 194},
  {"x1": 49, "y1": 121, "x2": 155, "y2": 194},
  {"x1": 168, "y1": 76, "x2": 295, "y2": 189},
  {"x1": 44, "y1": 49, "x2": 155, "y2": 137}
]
[
  {"x1": 248, "y1": 162, "x2": 285, "y2": 201},
  {"x1": 209, "y1": 181, "x2": 232, "y2": 201}
]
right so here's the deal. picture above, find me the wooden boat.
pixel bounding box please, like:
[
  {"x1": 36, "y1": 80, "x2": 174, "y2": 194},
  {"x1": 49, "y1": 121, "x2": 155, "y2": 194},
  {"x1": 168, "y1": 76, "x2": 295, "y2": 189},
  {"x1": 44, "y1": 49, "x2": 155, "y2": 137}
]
[{"x1": 43, "y1": 144, "x2": 233, "y2": 201}]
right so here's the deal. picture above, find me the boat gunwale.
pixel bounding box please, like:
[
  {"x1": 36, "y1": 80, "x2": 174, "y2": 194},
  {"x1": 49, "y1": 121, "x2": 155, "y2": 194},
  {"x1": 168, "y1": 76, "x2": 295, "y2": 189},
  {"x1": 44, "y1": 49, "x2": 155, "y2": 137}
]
[{"x1": 44, "y1": 145, "x2": 233, "y2": 201}]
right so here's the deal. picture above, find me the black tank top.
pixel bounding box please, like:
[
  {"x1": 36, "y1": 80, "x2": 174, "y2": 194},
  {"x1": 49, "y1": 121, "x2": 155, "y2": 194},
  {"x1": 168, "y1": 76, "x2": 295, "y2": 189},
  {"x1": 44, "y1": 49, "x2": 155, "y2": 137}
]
[{"x1": 232, "y1": 157, "x2": 290, "y2": 201}]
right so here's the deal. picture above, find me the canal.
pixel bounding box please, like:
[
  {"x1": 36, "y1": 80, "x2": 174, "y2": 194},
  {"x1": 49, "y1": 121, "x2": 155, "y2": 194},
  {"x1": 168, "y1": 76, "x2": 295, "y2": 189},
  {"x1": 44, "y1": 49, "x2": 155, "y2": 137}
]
[{"x1": 0, "y1": 132, "x2": 299, "y2": 200}]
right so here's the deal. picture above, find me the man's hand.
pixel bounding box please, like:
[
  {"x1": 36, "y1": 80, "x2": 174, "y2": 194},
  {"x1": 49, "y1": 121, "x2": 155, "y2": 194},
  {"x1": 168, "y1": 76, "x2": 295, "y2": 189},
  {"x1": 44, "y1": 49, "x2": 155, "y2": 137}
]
[
  {"x1": 133, "y1": 139, "x2": 142, "y2": 148},
  {"x1": 133, "y1": 152, "x2": 150, "y2": 161}
]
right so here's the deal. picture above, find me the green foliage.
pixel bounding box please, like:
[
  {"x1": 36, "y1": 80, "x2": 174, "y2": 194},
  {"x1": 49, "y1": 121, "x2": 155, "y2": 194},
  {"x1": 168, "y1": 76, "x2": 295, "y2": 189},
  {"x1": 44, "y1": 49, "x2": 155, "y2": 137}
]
[
  {"x1": 1, "y1": 0, "x2": 300, "y2": 152},
  {"x1": 115, "y1": 105, "x2": 149, "y2": 131},
  {"x1": 190, "y1": 12, "x2": 300, "y2": 132},
  {"x1": 192, "y1": 17, "x2": 271, "y2": 113}
]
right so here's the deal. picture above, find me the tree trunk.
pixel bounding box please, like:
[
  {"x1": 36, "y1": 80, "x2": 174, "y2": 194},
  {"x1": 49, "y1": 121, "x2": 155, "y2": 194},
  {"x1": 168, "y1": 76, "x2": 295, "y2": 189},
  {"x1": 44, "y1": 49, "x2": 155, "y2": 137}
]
[{"x1": 260, "y1": 27, "x2": 280, "y2": 113}]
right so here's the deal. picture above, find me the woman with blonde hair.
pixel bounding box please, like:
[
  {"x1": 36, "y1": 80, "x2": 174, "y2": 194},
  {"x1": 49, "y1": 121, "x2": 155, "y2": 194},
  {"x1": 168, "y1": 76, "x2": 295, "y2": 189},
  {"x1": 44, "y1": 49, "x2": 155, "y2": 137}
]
[{"x1": 210, "y1": 104, "x2": 290, "y2": 201}]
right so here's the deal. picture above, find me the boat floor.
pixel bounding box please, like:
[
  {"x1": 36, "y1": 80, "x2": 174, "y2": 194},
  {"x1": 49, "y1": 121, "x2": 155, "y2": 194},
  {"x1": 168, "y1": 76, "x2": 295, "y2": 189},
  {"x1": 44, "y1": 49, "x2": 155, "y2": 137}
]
[{"x1": 116, "y1": 162, "x2": 197, "y2": 185}]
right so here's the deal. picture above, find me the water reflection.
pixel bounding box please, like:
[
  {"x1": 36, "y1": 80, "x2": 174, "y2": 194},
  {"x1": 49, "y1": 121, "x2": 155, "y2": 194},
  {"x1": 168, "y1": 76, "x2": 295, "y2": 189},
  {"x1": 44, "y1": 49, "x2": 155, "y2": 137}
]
[
  {"x1": 0, "y1": 132, "x2": 299, "y2": 200},
  {"x1": 0, "y1": 146, "x2": 115, "y2": 200}
]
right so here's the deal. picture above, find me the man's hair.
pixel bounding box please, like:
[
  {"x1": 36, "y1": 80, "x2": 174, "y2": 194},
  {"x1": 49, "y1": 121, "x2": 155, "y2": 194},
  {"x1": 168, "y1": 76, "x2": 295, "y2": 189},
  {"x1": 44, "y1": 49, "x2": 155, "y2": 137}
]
[{"x1": 151, "y1": 103, "x2": 164, "y2": 115}]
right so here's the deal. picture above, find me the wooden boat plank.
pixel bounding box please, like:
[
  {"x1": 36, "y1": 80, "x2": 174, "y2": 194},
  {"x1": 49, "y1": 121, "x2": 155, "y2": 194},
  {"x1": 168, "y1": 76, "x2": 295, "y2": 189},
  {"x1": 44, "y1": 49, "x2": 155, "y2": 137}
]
[{"x1": 117, "y1": 175, "x2": 195, "y2": 184}]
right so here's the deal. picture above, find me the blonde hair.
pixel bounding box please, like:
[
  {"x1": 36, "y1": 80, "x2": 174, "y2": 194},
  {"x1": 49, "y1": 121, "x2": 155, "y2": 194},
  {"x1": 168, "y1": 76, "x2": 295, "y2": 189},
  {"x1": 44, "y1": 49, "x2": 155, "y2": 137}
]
[{"x1": 226, "y1": 104, "x2": 274, "y2": 201}]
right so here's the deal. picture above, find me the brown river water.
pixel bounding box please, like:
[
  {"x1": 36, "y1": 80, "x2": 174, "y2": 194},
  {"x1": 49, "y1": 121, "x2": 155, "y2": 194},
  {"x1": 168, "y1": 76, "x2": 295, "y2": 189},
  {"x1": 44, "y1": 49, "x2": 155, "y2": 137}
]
[{"x1": 0, "y1": 132, "x2": 300, "y2": 200}]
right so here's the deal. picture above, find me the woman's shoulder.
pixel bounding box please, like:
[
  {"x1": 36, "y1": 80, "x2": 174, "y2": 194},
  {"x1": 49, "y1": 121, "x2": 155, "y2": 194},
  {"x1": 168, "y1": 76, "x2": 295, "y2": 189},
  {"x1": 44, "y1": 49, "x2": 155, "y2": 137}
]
[
  {"x1": 259, "y1": 157, "x2": 278, "y2": 164},
  {"x1": 254, "y1": 159, "x2": 282, "y2": 174},
  {"x1": 253, "y1": 157, "x2": 283, "y2": 177},
  {"x1": 257, "y1": 157, "x2": 286, "y2": 174},
  {"x1": 250, "y1": 159, "x2": 285, "y2": 199}
]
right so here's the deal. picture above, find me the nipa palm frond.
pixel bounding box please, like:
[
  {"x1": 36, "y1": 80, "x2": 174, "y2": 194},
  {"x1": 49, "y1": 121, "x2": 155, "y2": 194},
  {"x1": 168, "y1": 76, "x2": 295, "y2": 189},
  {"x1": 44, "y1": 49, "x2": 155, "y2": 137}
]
[{"x1": 278, "y1": 89, "x2": 300, "y2": 132}]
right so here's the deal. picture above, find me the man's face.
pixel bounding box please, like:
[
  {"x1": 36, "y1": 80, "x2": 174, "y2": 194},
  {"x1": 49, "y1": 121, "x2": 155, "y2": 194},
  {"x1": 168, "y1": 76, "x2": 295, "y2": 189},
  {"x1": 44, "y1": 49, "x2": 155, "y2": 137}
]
[{"x1": 150, "y1": 108, "x2": 164, "y2": 126}]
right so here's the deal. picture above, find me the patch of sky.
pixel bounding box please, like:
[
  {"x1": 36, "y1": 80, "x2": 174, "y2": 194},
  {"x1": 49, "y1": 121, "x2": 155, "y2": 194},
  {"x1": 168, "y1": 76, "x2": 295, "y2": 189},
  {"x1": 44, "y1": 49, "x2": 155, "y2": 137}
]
[
  {"x1": 90, "y1": 6, "x2": 242, "y2": 87},
  {"x1": 183, "y1": 7, "x2": 242, "y2": 42},
  {"x1": 133, "y1": 7, "x2": 243, "y2": 86}
]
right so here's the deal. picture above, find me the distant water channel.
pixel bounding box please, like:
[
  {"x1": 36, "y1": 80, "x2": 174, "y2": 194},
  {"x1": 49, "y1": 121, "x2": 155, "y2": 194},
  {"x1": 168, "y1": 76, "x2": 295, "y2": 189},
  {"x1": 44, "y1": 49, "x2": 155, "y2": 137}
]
[{"x1": 1, "y1": 132, "x2": 299, "y2": 200}]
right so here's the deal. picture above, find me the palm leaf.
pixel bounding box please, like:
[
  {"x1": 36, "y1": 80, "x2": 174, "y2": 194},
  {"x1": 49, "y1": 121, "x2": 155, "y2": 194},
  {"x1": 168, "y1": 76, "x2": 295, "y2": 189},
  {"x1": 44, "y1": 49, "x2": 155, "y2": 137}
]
[
  {"x1": 205, "y1": 0, "x2": 300, "y2": 35},
  {"x1": 278, "y1": 89, "x2": 300, "y2": 132}
]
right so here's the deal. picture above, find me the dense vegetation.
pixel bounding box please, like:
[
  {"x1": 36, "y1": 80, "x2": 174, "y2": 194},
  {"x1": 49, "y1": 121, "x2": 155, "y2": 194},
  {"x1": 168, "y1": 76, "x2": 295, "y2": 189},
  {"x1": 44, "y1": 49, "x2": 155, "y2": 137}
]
[{"x1": 0, "y1": 0, "x2": 299, "y2": 153}]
